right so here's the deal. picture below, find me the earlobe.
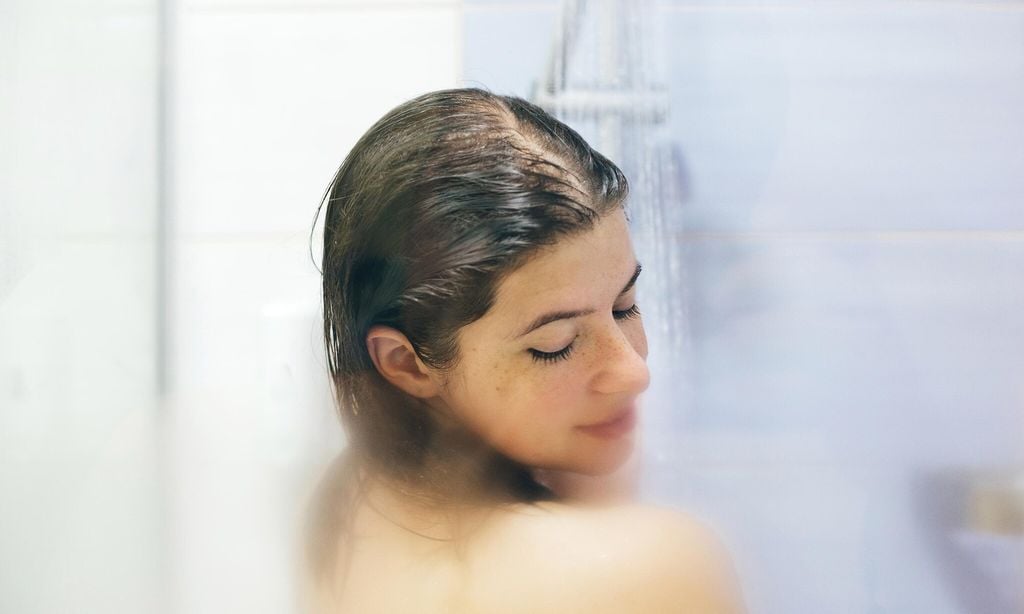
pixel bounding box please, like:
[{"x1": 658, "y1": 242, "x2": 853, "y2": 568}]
[{"x1": 365, "y1": 325, "x2": 440, "y2": 399}]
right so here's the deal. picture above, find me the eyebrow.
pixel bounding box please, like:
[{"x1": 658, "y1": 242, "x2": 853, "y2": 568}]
[{"x1": 513, "y1": 262, "x2": 642, "y2": 340}]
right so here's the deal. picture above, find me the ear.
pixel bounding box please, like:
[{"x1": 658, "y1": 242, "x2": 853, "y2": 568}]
[{"x1": 365, "y1": 325, "x2": 442, "y2": 399}]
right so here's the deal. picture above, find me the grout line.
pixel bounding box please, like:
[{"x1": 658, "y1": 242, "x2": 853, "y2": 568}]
[
  {"x1": 655, "y1": 0, "x2": 1024, "y2": 11},
  {"x1": 176, "y1": 233, "x2": 316, "y2": 243},
  {"x1": 155, "y1": 1, "x2": 176, "y2": 614},
  {"x1": 461, "y1": 2, "x2": 560, "y2": 11},
  {"x1": 175, "y1": 1, "x2": 1024, "y2": 16},
  {"x1": 57, "y1": 232, "x2": 307, "y2": 243},
  {"x1": 56, "y1": 230, "x2": 1024, "y2": 243},
  {"x1": 183, "y1": 0, "x2": 460, "y2": 13},
  {"x1": 157, "y1": 0, "x2": 175, "y2": 400},
  {"x1": 674, "y1": 230, "x2": 1024, "y2": 241},
  {"x1": 53, "y1": 234, "x2": 160, "y2": 242}
]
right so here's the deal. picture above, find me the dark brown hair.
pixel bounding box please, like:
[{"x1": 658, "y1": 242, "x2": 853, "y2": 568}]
[{"x1": 307, "y1": 87, "x2": 630, "y2": 591}]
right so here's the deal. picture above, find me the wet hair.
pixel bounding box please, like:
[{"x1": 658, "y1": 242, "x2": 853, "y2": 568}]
[{"x1": 305, "y1": 87, "x2": 630, "y2": 592}]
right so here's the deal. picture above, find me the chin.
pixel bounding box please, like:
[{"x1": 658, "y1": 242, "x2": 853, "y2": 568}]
[
  {"x1": 578, "y1": 455, "x2": 630, "y2": 476},
  {"x1": 558, "y1": 438, "x2": 636, "y2": 476}
]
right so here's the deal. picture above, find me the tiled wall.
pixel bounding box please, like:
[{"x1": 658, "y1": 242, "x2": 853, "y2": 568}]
[
  {"x1": 168, "y1": 1, "x2": 461, "y2": 612},
  {"x1": 0, "y1": 2, "x2": 163, "y2": 613},
  {"x1": 464, "y1": 1, "x2": 1024, "y2": 613}
]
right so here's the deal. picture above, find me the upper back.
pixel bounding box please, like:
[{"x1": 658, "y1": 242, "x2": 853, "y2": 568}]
[{"x1": 312, "y1": 500, "x2": 746, "y2": 614}]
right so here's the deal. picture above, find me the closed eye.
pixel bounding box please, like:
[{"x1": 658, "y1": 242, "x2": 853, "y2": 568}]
[
  {"x1": 529, "y1": 344, "x2": 574, "y2": 365},
  {"x1": 528, "y1": 304, "x2": 641, "y2": 365},
  {"x1": 613, "y1": 304, "x2": 641, "y2": 321}
]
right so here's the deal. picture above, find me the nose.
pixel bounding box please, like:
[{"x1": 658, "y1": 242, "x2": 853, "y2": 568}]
[{"x1": 590, "y1": 321, "x2": 650, "y2": 396}]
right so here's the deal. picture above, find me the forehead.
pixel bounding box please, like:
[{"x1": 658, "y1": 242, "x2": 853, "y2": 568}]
[{"x1": 491, "y1": 210, "x2": 634, "y2": 314}]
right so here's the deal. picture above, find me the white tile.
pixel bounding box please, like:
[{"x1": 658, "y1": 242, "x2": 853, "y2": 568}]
[
  {"x1": 1, "y1": 3, "x2": 161, "y2": 611},
  {"x1": 0, "y1": 239, "x2": 161, "y2": 614},
  {"x1": 2, "y1": 9, "x2": 158, "y2": 239},
  {"x1": 170, "y1": 236, "x2": 340, "y2": 461},
  {"x1": 168, "y1": 237, "x2": 342, "y2": 614},
  {"x1": 171, "y1": 237, "x2": 323, "y2": 397},
  {"x1": 175, "y1": 8, "x2": 460, "y2": 236},
  {"x1": 0, "y1": 239, "x2": 158, "y2": 454},
  {"x1": 168, "y1": 236, "x2": 342, "y2": 610}
]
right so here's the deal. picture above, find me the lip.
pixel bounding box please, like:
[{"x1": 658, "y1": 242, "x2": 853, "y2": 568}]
[{"x1": 576, "y1": 403, "x2": 637, "y2": 439}]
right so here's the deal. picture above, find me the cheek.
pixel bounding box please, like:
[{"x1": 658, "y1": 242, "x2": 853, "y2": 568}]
[
  {"x1": 613, "y1": 318, "x2": 649, "y2": 361},
  {"x1": 632, "y1": 324, "x2": 649, "y2": 359},
  {"x1": 459, "y1": 360, "x2": 532, "y2": 434},
  {"x1": 481, "y1": 362, "x2": 583, "y2": 442},
  {"x1": 511, "y1": 364, "x2": 589, "y2": 432}
]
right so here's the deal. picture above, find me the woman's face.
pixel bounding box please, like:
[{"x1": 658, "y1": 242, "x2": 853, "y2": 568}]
[{"x1": 429, "y1": 208, "x2": 650, "y2": 476}]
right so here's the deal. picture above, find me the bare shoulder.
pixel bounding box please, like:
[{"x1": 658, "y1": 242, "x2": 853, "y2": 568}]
[
  {"x1": 476, "y1": 502, "x2": 748, "y2": 614},
  {"x1": 607, "y1": 504, "x2": 747, "y2": 614}
]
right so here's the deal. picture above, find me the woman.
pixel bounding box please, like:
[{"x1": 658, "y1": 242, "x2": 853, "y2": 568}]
[{"x1": 305, "y1": 88, "x2": 746, "y2": 613}]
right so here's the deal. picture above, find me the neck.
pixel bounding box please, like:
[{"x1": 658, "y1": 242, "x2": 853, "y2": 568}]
[{"x1": 354, "y1": 427, "x2": 552, "y2": 541}]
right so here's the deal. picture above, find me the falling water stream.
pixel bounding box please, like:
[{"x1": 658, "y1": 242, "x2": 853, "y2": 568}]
[{"x1": 531, "y1": 0, "x2": 696, "y2": 494}]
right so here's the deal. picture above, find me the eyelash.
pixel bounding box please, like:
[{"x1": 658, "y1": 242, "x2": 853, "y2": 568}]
[{"x1": 528, "y1": 304, "x2": 642, "y2": 365}]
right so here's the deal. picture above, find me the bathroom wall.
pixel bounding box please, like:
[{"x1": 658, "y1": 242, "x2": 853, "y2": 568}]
[
  {"x1": 0, "y1": 1, "x2": 163, "y2": 612},
  {"x1": 167, "y1": 1, "x2": 461, "y2": 612},
  {"x1": 463, "y1": 1, "x2": 1024, "y2": 613},
  {"x1": 4, "y1": 1, "x2": 1018, "y2": 612}
]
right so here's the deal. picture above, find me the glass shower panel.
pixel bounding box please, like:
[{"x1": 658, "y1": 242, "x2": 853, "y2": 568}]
[{"x1": 463, "y1": 1, "x2": 1024, "y2": 612}]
